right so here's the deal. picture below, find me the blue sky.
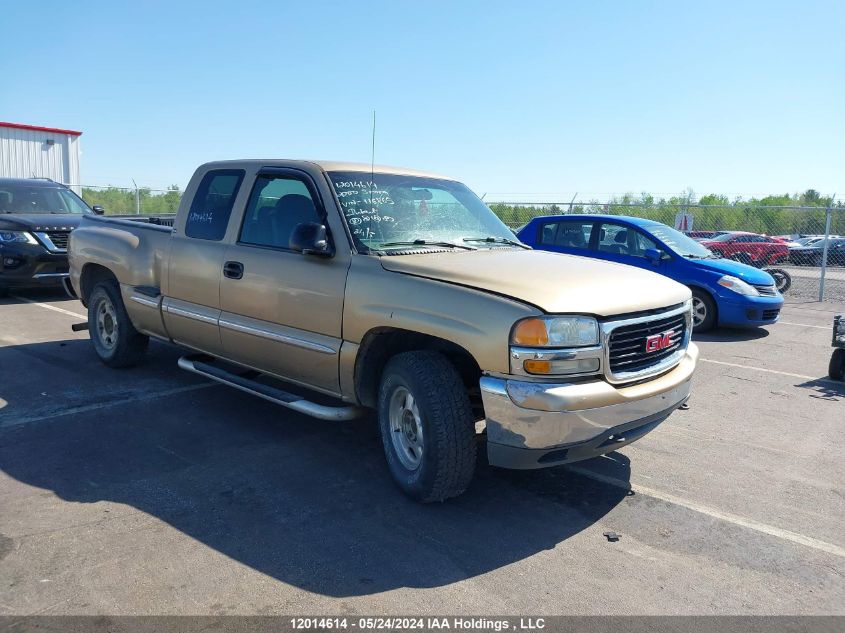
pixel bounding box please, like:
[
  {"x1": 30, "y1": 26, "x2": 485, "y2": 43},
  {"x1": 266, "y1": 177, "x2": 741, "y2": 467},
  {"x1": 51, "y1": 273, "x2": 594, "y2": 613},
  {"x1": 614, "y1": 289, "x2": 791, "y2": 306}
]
[{"x1": 1, "y1": 0, "x2": 842, "y2": 201}]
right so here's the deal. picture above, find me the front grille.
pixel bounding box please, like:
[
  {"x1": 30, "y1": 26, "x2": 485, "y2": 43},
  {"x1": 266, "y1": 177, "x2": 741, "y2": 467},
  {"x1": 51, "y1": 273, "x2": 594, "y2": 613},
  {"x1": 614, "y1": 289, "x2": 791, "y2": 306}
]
[
  {"x1": 762, "y1": 309, "x2": 780, "y2": 321},
  {"x1": 754, "y1": 283, "x2": 778, "y2": 296},
  {"x1": 608, "y1": 311, "x2": 687, "y2": 376},
  {"x1": 46, "y1": 230, "x2": 70, "y2": 250}
]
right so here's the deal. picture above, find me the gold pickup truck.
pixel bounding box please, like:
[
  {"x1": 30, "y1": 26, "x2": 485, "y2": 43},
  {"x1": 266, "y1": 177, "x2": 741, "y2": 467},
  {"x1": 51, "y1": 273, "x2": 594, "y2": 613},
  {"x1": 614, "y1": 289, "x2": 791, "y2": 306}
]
[{"x1": 68, "y1": 160, "x2": 698, "y2": 501}]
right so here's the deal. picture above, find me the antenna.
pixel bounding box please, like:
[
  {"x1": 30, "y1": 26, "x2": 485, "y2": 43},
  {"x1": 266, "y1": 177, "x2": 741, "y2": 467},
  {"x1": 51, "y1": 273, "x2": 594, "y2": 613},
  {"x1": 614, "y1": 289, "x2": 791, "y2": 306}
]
[
  {"x1": 369, "y1": 110, "x2": 376, "y2": 245},
  {"x1": 370, "y1": 110, "x2": 376, "y2": 179}
]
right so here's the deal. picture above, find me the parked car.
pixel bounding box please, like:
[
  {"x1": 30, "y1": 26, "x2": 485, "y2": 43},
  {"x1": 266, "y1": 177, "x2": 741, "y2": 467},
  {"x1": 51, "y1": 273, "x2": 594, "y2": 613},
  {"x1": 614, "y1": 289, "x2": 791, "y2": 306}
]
[
  {"x1": 685, "y1": 230, "x2": 727, "y2": 241},
  {"x1": 699, "y1": 231, "x2": 789, "y2": 266},
  {"x1": 789, "y1": 237, "x2": 845, "y2": 266},
  {"x1": 0, "y1": 178, "x2": 104, "y2": 296},
  {"x1": 517, "y1": 215, "x2": 784, "y2": 332},
  {"x1": 68, "y1": 160, "x2": 698, "y2": 502}
]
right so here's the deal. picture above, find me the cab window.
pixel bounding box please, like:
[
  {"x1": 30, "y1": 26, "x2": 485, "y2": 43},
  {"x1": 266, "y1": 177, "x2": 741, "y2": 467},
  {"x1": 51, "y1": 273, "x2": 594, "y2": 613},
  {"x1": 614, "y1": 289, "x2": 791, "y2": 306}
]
[
  {"x1": 597, "y1": 222, "x2": 657, "y2": 258},
  {"x1": 239, "y1": 175, "x2": 321, "y2": 250},
  {"x1": 185, "y1": 170, "x2": 245, "y2": 240}
]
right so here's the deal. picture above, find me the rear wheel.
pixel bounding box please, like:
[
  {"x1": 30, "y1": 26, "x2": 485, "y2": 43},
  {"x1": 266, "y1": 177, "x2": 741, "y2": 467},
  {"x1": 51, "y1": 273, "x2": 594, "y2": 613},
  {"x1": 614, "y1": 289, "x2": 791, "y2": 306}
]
[
  {"x1": 691, "y1": 289, "x2": 716, "y2": 332},
  {"x1": 830, "y1": 349, "x2": 845, "y2": 381},
  {"x1": 88, "y1": 280, "x2": 149, "y2": 367},
  {"x1": 377, "y1": 351, "x2": 476, "y2": 502}
]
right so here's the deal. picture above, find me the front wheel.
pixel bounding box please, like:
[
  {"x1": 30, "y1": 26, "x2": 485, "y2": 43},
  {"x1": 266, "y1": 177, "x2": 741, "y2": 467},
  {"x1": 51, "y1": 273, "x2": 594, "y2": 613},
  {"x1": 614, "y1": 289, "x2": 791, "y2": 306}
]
[
  {"x1": 88, "y1": 280, "x2": 149, "y2": 367},
  {"x1": 691, "y1": 289, "x2": 716, "y2": 332},
  {"x1": 377, "y1": 351, "x2": 477, "y2": 502},
  {"x1": 830, "y1": 349, "x2": 845, "y2": 381}
]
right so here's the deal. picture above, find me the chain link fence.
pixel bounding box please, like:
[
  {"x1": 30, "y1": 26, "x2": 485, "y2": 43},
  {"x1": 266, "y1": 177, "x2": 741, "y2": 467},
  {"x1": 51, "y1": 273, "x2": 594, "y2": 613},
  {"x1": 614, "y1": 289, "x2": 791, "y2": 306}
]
[
  {"x1": 490, "y1": 201, "x2": 845, "y2": 303},
  {"x1": 74, "y1": 184, "x2": 843, "y2": 303},
  {"x1": 79, "y1": 185, "x2": 182, "y2": 215}
]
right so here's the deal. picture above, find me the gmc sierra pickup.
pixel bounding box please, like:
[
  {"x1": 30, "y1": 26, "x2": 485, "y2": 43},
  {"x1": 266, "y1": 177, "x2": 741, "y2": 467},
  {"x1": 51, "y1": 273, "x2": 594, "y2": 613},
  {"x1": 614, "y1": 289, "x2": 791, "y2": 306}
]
[{"x1": 68, "y1": 160, "x2": 698, "y2": 501}]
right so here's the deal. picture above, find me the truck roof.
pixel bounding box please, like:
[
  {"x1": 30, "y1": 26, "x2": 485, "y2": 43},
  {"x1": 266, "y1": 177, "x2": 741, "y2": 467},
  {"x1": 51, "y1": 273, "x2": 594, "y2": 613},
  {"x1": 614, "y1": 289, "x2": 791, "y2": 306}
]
[{"x1": 199, "y1": 159, "x2": 455, "y2": 181}]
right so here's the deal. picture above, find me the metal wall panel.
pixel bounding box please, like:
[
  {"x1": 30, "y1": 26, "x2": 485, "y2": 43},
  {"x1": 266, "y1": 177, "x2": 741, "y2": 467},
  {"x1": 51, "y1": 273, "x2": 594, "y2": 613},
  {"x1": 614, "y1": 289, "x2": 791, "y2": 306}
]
[{"x1": 0, "y1": 125, "x2": 82, "y2": 194}]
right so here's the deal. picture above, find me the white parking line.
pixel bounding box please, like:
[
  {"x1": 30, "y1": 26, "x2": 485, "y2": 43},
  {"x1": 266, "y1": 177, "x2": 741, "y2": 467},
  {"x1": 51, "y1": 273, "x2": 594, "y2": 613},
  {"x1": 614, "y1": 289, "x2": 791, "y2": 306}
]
[
  {"x1": 699, "y1": 358, "x2": 837, "y2": 383},
  {"x1": 778, "y1": 321, "x2": 831, "y2": 330},
  {"x1": 10, "y1": 295, "x2": 86, "y2": 319},
  {"x1": 567, "y1": 464, "x2": 845, "y2": 559},
  {"x1": 0, "y1": 383, "x2": 214, "y2": 429}
]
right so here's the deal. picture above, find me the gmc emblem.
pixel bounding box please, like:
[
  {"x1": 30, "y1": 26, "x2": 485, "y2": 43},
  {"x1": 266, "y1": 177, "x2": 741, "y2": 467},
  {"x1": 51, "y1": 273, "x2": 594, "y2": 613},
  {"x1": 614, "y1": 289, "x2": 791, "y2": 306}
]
[{"x1": 645, "y1": 330, "x2": 674, "y2": 353}]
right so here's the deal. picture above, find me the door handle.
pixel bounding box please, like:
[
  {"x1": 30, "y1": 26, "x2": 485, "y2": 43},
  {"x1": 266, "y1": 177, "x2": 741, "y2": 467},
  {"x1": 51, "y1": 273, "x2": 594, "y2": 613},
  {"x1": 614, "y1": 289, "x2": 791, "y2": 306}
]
[{"x1": 223, "y1": 261, "x2": 244, "y2": 280}]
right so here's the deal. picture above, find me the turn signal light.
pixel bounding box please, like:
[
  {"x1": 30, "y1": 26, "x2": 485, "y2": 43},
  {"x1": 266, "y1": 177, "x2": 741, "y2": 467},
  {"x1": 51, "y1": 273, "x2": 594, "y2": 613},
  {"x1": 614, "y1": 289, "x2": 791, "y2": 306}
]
[
  {"x1": 511, "y1": 319, "x2": 549, "y2": 346},
  {"x1": 523, "y1": 359, "x2": 551, "y2": 374}
]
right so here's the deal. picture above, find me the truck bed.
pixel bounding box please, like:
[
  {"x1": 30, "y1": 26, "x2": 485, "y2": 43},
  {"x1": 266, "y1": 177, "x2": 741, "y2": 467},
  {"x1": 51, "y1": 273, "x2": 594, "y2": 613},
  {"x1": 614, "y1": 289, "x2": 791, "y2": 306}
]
[{"x1": 68, "y1": 213, "x2": 174, "y2": 309}]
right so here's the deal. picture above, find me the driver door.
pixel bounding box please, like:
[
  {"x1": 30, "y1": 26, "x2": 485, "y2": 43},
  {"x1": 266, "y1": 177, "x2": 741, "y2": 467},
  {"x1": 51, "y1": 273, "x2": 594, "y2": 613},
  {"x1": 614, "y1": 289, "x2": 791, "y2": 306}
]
[{"x1": 219, "y1": 168, "x2": 350, "y2": 394}]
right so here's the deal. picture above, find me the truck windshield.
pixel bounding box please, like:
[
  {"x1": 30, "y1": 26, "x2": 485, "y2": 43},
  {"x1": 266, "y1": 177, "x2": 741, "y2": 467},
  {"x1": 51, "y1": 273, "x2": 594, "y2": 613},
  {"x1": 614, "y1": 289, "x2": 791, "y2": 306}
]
[
  {"x1": 327, "y1": 171, "x2": 518, "y2": 253},
  {"x1": 646, "y1": 223, "x2": 717, "y2": 258},
  {"x1": 0, "y1": 183, "x2": 92, "y2": 214}
]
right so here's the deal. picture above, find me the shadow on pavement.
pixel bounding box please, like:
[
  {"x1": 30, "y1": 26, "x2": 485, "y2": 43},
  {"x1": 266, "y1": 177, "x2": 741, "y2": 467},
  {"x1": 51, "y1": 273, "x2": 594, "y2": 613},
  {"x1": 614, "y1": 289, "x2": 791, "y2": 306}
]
[
  {"x1": 0, "y1": 287, "x2": 73, "y2": 304},
  {"x1": 796, "y1": 377, "x2": 845, "y2": 400},
  {"x1": 692, "y1": 327, "x2": 770, "y2": 343},
  {"x1": 0, "y1": 338, "x2": 631, "y2": 598}
]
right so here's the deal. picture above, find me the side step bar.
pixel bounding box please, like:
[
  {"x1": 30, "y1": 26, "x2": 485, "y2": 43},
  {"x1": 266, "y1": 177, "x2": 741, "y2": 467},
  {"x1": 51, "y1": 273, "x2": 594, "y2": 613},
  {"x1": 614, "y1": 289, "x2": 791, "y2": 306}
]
[{"x1": 177, "y1": 354, "x2": 366, "y2": 421}]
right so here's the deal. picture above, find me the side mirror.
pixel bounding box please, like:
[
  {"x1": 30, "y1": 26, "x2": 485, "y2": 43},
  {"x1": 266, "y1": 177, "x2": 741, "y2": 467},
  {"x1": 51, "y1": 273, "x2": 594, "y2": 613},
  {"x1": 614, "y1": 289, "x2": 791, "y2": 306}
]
[
  {"x1": 91, "y1": 205, "x2": 105, "y2": 215},
  {"x1": 644, "y1": 247, "x2": 663, "y2": 265},
  {"x1": 290, "y1": 222, "x2": 332, "y2": 257}
]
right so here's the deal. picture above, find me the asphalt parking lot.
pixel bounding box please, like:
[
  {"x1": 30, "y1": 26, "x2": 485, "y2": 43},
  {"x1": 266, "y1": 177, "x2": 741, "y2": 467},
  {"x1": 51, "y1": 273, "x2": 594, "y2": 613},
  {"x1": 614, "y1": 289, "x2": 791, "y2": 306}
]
[{"x1": 0, "y1": 290, "x2": 843, "y2": 616}]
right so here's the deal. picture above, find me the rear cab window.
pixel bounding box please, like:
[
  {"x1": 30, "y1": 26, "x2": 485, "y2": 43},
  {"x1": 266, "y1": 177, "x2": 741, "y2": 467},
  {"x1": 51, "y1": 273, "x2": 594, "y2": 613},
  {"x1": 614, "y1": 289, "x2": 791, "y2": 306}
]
[{"x1": 185, "y1": 169, "x2": 245, "y2": 240}]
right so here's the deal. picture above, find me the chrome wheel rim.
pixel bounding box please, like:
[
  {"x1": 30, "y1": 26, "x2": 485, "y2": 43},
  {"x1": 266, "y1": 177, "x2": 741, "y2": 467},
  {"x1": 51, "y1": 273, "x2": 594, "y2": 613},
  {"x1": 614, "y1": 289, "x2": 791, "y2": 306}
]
[
  {"x1": 692, "y1": 297, "x2": 707, "y2": 328},
  {"x1": 96, "y1": 296, "x2": 118, "y2": 350},
  {"x1": 388, "y1": 386, "x2": 424, "y2": 470}
]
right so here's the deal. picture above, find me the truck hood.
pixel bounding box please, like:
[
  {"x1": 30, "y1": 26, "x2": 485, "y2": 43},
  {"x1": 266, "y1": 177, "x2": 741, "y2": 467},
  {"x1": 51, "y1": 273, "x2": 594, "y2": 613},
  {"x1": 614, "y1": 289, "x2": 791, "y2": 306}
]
[
  {"x1": 0, "y1": 214, "x2": 84, "y2": 232},
  {"x1": 688, "y1": 257, "x2": 774, "y2": 285},
  {"x1": 379, "y1": 249, "x2": 691, "y2": 316}
]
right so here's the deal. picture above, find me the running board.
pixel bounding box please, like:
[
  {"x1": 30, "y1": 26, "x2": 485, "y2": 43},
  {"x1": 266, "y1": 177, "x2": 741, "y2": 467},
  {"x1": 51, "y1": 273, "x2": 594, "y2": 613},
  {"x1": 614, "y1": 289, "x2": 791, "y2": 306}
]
[{"x1": 177, "y1": 354, "x2": 365, "y2": 421}]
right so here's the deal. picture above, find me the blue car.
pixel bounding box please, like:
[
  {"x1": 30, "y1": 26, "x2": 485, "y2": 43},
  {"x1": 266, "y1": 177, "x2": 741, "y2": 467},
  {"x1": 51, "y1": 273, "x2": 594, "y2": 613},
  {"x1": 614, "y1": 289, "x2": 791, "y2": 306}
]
[{"x1": 516, "y1": 215, "x2": 784, "y2": 332}]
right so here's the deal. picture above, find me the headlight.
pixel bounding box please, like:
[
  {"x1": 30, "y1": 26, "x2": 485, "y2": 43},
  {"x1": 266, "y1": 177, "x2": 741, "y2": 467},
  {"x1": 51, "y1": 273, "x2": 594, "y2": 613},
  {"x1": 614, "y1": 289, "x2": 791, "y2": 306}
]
[
  {"x1": 0, "y1": 231, "x2": 38, "y2": 245},
  {"x1": 717, "y1": 275, "x2": 759, "y2": 296},
  {"x1": 511, "y1": 316, "x2": 600, "y2": 348}
]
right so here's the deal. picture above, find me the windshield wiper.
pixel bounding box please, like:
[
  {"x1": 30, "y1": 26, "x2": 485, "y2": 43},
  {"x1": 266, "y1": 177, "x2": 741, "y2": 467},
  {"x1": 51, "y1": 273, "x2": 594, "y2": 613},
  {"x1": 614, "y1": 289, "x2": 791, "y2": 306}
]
[
  {"x1": 686, "y1": 253, "x2": 719, "y2": 259},
  {"x1": 379, "y1": 239, "x2": 476, "y2": 251},
  {"x1": 463, "y1": 236, "x2": 531, "y2": 249}
]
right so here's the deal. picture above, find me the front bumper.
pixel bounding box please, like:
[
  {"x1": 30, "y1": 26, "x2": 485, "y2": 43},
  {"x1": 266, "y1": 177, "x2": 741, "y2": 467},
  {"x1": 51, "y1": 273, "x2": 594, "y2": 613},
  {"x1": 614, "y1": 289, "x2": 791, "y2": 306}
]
[
  {"x1": 481, "y1": 343, "x2": 698, "y2": 469},
  {"x1": 0, "y1": 243, "x2": 68, "y2": 289},
  {"x1": 717, "y1": 293, "x2": 783, "y2": 327}
]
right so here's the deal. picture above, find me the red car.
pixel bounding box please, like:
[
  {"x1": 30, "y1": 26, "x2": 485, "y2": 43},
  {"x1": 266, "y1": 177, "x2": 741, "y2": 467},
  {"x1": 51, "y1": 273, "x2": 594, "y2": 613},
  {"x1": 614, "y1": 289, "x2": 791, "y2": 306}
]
[{"x1": 700, "y1": 231, "x2": 789, "y2": 266}]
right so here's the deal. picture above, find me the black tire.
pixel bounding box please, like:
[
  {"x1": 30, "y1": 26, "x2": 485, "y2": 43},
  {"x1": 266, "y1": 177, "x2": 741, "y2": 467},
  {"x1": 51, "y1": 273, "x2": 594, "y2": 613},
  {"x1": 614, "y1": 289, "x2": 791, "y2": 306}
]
[
  {"x1": 87, "y1": 280, "x2": 149, "y2": 368},
  {"x1": 767, "y1": 268, "x2": 792, "y2": 293},
  {"x1": 377, "y1": 351, "x2": 476, "y2": 502},
  {"x1": 830, "y1": 349, "x2": 845, "y2": 381},
  {"x1": 690, "y1": 288, "x2": 716, "y2": 332}
]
